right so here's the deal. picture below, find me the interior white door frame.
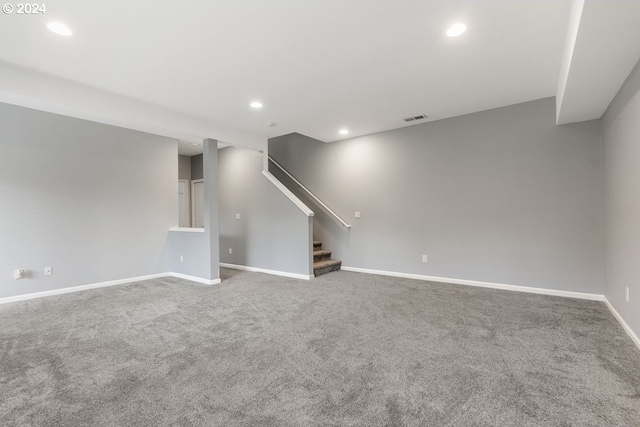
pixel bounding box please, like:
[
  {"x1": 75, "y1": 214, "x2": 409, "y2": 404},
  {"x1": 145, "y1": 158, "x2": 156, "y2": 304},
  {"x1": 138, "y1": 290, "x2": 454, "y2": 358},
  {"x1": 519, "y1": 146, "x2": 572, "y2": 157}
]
[
  {"x1": 178, "y1": 179, "x2": 191, "y2": 227},
  {"x1": 191, "y1": 179, "x2": 204, "y2": 228}
]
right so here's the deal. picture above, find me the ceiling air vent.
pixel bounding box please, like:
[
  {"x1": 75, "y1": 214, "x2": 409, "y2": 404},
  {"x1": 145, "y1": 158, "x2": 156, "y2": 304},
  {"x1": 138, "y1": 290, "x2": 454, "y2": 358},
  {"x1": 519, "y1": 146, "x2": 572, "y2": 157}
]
[{"x1": 403, "y1": 114, "x2": 428, "y2": 123}]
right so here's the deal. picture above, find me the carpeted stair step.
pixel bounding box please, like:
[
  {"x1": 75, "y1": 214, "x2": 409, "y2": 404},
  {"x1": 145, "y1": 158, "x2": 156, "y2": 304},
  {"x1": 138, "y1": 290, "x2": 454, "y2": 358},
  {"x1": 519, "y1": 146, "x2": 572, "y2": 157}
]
[
  {"x1": 312, "y1": 240, "x2": 341, "y2": 276},
  {"x1": 314, "y1": 258, "x2": 342, "y2": 277},
  {"x1": 313, "y1": 249, "x2": 332, "y2": 262}
]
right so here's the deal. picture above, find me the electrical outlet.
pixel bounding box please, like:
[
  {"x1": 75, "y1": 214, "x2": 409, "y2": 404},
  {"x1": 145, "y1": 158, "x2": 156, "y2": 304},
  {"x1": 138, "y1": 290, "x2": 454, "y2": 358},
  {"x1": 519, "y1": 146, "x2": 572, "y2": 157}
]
[
  {"x1": 235, "y1": 213, "x2": 241, "y2": 220},
  {"x1": 180, "y1": 255, "x2": 184, "y2": 262},
  {"x1": 14, "y1": 269, "x2": 25, "y2": 280},
  {"x1": 422, "y1": 255, "x2": 428, "y2": 263},
  {"x1": 354, "y1": 212, "x2": 361, "y2": 219},
  {"x1": 44, "y1": 267, "x2": 53, "y2": 276},
  {"x1": 229, "y1": 248, "x2": 233, "y2": 254},
  {"x1": 625, "y1": 287, "x2": 630, "y2": 302}
]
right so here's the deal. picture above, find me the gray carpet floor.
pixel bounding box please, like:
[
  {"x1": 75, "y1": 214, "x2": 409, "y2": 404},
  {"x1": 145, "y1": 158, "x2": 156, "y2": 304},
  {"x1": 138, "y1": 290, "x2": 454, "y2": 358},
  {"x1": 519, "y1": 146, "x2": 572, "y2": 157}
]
[{"x1": 1, "y1": 268, "x2": 639, "y2": 426}]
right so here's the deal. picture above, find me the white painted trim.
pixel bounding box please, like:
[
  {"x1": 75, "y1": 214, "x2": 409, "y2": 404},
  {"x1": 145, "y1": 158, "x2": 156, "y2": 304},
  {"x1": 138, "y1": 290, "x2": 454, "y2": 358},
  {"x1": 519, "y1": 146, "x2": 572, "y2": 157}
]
[
  {"x1": 262, "y1": 170, "x2": 314, "y2": 217},
  {"x1": 220, "y1": 263, "x2": 313, "y2": 280},
  {"x1": 169, "y1": 272, "x2": 221, "y2": 286},
  {"x1": 191, "y1": 179, "x2": 204, "y2": 228},
  {"x1": 178, "y1": 178, "x2": 191, "y2": 228},
  {"x1": 604, "y1": 297, "x2": 640, "y2": 351},
  {"x1": 169, "y1": 227, "x2": 205, "y2": 233},
  {"x1": 0, "y1": 273, "x2": 169, "y2": 305},
  {"x1": 341, "y1": 266, "x2": 604, "y2": 301}
]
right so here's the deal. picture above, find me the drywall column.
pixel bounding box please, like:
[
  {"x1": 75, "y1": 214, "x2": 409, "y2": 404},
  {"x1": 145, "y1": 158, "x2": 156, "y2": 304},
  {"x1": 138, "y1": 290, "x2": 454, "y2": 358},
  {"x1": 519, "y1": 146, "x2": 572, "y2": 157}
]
[{"x1": 203, "y1": 138, "x2": 221, "y2": 281}]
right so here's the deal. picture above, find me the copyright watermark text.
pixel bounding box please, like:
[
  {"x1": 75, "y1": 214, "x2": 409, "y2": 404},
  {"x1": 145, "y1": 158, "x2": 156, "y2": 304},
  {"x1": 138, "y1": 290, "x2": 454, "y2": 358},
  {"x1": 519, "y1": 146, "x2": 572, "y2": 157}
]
[{"x1": 3, "y1": 3, "x2": 47, "y2": 14}]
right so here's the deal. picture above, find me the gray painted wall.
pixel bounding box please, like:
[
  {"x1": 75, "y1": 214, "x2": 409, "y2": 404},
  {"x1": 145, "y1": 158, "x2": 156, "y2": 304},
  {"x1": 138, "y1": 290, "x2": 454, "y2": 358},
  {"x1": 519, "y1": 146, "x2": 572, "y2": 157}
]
[
  {"x1": 191, "y1": 154, "x2": 203, "y2": 180},
  {"x1": 178, "y1": 155, "x2": 192, "y2": 180},
  {"x1": 270, "y1": 98, "x2": 604, "y2": 293},
  {"x1": 602, "y1": 59, "x2": 640, "y2": 338},
  {"x1": 219, "y1": 147, "x2": 312, "y2": 276},
  {"x1": 168, "y1": 231, "x2": 211, "y2": 279},
  {"x1": 0, "y1": 102, "x2": 177, "y2": 298}
]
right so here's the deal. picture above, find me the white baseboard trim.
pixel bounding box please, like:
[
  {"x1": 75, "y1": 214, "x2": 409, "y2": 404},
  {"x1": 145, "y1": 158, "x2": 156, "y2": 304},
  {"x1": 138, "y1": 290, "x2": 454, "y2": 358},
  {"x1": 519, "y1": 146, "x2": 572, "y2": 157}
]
[
  {"x1": 0, "y1": 273, "x2": 169, "y2": 305},
  {"x1": 168, "y1": 227, "x2": 205, "y2": 233},
  {"x1": 604, "y1": 297, "x2": 640, "y2": 351},
  {"x1": 0, "y1": 271, "x2": 225, "y2": 305},
  {"x1": 341, "y1": 266, "x2": 604, "y2": 301},
  {"x1": 169, "y1": 272, "x2": 221, "y2": 285},
  {"x1": 220, "y1": 263, "x2": 313, "y2": 280}
]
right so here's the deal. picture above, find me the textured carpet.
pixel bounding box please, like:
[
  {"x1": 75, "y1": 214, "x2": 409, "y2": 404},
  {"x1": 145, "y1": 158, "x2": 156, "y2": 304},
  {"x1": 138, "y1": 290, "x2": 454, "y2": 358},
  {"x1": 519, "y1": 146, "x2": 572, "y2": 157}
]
[{"x1": 1, "y1": 268, "x2": 639, "y2": 426}]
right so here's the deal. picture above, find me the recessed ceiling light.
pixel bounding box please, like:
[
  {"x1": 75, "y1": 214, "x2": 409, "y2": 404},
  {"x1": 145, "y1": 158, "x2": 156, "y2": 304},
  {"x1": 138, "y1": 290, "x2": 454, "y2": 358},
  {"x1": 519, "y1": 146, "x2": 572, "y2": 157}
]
[
  {"x1": 339, "y1": 129, "x2": 349, "y2": 135},
  {"x1": 47, "y1": 22, "x2": 73, "y2": 37},
  {"x1": 191, "y1": 143, "x2": 199, "y2": 147},
  {"x1": 250, "y1": 101, "x2": 263, "y2": 109},
  {"x1": 446, "y1": 23, "x2": 467, "y2": 37}
]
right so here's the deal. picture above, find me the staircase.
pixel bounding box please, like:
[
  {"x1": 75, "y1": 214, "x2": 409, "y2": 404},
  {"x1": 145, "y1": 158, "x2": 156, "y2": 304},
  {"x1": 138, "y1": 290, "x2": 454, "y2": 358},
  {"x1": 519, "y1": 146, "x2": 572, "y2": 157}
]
[{"x1": 313, "y1": 240, "x2": 342, "y2": 277}]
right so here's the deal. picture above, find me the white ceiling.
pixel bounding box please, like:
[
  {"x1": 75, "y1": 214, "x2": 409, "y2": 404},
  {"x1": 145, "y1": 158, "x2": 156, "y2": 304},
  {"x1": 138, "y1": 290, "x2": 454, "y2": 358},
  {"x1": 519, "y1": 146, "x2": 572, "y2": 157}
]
[
  {"x1": 178, "y1": 140, "x2": 203, "y2": 157},
  {"x1": 0, "y1": 0, "x2": 639, "y2": 148}
]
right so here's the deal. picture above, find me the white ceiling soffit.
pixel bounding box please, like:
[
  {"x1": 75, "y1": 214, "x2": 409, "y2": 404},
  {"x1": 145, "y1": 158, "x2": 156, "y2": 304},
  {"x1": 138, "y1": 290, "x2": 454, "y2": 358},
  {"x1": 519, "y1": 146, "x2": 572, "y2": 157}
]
[
  {"x1": 556, "y1": 0, "x2": 640, "y2": 125},
  {"x1": 0, "y1": 61, "x2": 266, "y2": 151}
]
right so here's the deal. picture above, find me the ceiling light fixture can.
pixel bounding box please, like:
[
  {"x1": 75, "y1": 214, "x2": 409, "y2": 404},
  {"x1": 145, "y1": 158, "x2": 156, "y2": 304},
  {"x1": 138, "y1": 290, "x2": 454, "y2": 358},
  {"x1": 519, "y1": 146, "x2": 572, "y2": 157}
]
[
  {"x1": 250, "y1": 101, "x2": 263, "y2": 109},
  {"x1": 47, "y1": 22, "x2": 73, "y2": 36},
  {"x1": 446, "y1": 23, "x2": 467, "y2": 37},
  {"x1": 339, "y1": 129, "x2": 349, "y2": 135}
]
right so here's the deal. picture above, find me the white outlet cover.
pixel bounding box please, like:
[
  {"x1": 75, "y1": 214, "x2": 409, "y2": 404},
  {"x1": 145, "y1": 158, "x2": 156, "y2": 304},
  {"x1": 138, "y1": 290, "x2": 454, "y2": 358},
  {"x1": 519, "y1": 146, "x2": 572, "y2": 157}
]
[
  {"x1": 229, "y1": 248, "x2": 233, "y2": 254},
  {"x1": 180, "y1": 255, "x2": 184, "y2": 262},
  {"x1": 422, "y1": 255, "x2": 428, "y2": 263},
  {"x1": 235, "y1": 213, "x2": 241, "y2": 220},
  {"x1": 354, "y1": 212, "x2": 361, "y2": 219},
  {"x1": 625, "y1": 287, "x2": 630, "y2": 302},
  {"x1": 44, "y1": 267, "x2": 53, "y2": 276}
]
